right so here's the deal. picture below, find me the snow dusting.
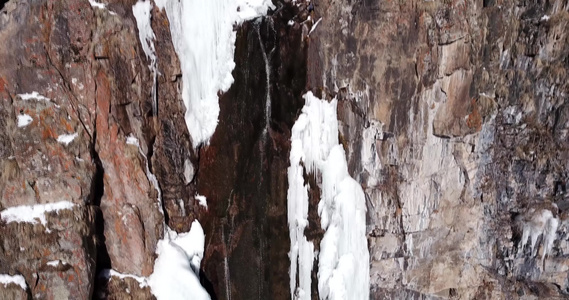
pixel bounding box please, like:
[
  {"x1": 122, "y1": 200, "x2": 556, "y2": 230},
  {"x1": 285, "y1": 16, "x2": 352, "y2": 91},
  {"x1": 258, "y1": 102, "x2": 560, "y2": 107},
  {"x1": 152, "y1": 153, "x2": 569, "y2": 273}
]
[
  {"x1": 57, "y1": 133, "x2": 78, "y2": 146},
  {"x1": 148, "y1": 220, "x2": 210, "y2": 300},
  {"x1": 133, "y1": 0, "x2": 158, "y2": 114},
  {"x1": 154, "y1": 0, "x2": 274, "y2": 146},
  {"x1": 17, "y1": 114, "x2": 33, "y2": 128},
  {"x1": 18, "y1": 91, "x2": 50, "y2": 102},
  {"x1": 126, "y1": 135, "x2": 140, "y2": 147},
  {"x1": 287, "y1": 92, "x2": 369, "y2": 299},
  {"x1": 0, "y1": 274, "x2": 27, "y2": 290}
]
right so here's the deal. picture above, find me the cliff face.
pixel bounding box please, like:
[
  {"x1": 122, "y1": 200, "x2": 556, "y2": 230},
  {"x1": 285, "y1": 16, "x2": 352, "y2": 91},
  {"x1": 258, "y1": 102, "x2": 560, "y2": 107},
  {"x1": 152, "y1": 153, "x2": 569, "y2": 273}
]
[
  {"x1": 0, "y1": 0, "x2": 180, "y2": 298},
  {"x1": 0, "y1": 0, "x2": 568, "y2": 299},
  {"x1": 310, "y1": 0, "x2": 569, "y2": 298}
]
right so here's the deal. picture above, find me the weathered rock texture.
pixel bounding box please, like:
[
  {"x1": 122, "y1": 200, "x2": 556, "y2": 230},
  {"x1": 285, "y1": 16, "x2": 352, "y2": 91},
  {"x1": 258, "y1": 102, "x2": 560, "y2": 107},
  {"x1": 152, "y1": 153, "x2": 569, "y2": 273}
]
[
  {"x1": 0, "y1": 0, "x2": 182, "y2": 298},
  {"x1": 1, "y1": 0, "x2": 569, "y2": 299},
  {"x1": 309, "y1": 0, "x2": 569, "y2": 298}
]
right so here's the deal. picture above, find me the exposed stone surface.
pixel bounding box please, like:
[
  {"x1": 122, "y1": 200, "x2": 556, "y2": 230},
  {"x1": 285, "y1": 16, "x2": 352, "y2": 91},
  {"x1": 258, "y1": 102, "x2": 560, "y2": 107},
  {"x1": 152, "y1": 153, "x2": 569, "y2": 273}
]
[
  {"x1": 0, "y1": 280, "x2": 29, "y2": 300},
  {"x1": 197, "y1": 9, "x2": 308, "y2": 299},
  {"x1": 94, "y1": 275, "x2": 155, "y2": 300},
  {"x1": 1, "y1": 0, "x2": 569, "y2": 299},
  {"x1": 310, "y1": 0, "x2": 569, "y2": 298},
  {"x1": 0, "y1": 0, "x2": 178, "y2": 298}
]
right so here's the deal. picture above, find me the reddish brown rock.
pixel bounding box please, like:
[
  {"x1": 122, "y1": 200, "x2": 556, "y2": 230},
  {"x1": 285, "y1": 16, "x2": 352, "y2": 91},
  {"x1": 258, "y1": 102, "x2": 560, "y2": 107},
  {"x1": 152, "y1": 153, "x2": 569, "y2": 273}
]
[{"x1": 2, "y1": 0, "x2": 569, "y2": 299}]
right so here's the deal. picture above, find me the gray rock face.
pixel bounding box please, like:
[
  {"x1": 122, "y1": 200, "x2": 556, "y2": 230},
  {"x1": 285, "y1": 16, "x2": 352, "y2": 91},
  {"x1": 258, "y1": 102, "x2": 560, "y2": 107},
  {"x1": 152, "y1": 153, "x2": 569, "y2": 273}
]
[
  {"x1": 0, "y1": 0, "x2": 568, "y2": 299},
  {"x1": 309, "y1": 0, "x2": 569, "y2": 298}
]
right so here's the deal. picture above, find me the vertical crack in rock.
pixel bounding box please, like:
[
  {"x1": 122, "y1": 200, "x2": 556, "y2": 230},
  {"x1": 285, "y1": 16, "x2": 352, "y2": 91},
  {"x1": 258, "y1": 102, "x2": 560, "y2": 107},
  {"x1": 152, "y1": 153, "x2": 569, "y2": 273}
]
[
  {"x1": 43, "y1": 45, "x2": 93, "y2": 140},
  {"x1": 221, "y1": 223, "x2": 231, "y2": 300},
  {"x1": 90, "y1": 137, "x2": 110, "y2": 276}
]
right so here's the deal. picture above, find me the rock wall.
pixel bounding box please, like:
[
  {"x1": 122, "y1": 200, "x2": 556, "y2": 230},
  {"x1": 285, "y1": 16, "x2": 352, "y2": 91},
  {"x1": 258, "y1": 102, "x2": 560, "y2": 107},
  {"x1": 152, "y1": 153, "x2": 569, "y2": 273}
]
[
  {"x1": 0, "y1": 0, "x2": 182, "y2": 298},
  {"x1": 0, "y1": 0, "x2": 569, "y2": 299},
  {"x1": 308, "y1": 0, "x2": 569, "y2": 298}
]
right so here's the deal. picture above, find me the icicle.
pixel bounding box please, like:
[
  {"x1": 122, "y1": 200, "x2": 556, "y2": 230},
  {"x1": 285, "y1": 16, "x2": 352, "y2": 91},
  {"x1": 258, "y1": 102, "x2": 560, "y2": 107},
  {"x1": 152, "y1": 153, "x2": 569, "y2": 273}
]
[
  {"x1": 154, "y1": 0, "x2": 274, "y2": 146},
  {"x1": 132, "y1": 0, "x2": 158, "y2": 115},
  {"x1": 287, "y1": 92, "x2": 369, "y2": 300}
]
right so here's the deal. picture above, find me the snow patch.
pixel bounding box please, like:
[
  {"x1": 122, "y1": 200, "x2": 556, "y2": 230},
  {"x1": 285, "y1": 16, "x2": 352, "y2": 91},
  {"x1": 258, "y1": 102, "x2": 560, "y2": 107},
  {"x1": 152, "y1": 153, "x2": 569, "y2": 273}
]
[
  {"x1": 89, "y1": 0, "x2": 106, "y2": 9},
  {"x1": 18, "y1": 91, "x2": 50, "y2": 102},
  {"x1": 154, "y1": 0, "x2": 274, "y2": 146},
  {"x1": 17, "y1": 114, "x2": 33, "y2": 128},
  {"x1": 0, "y1": 274, "x2": 27, "y2": 290},
  {"x1": 46, "y1": 260, "x2": 67, "y2": 267},
  {"x1": 195, "y1": 194, "x2": 208, "y2": 209},
  {"x1": 99, "y1": 269, "x2": 148, "y2": 288},
  {"x1": 148, "y1": 220, "x2": 210, "y2": 300},
  {"x1": 57, "y1": 133, "x2": 78, "y2": 146},
  {"x1": 132, "y1": 0, "x2": 158, "y2": 114},
  {"x1": 126, "y1": 135, "x2": 140, "y2": 147},
  {"x1": 287, "y1": 92, "x2": 369, "y2": 300},
  {"x1": 0, "y1": 201, "x2": 75, "y2": 230},
  {"x1": 0, "y1": 201, "x2": 75, "y2": 226}
]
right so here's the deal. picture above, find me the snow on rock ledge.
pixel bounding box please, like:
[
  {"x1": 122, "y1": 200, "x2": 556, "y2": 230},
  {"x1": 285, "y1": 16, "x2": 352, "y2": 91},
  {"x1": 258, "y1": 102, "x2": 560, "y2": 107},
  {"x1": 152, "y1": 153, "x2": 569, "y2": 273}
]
[
  {"x1": 57, "y1": 133, "x2": 78, "y2": 146},
  {"x1": 0, "y1": 201, "x2": 75, "y2": 232},
  {"x1": 98, "y1": 269, "x2": 148, "y2": 288},
  {"x1": 18, "y1": 91, "x2": 50, "y2": 102},
  {"x1": 154, "y1": 0, "x2": 274, "y2": 146},
  {"x1": 287, "y1": 92, "x2": 369, "y2": 299},
  {"x1": 0, "y1": 274, "x2": 27, "y2": 290}
]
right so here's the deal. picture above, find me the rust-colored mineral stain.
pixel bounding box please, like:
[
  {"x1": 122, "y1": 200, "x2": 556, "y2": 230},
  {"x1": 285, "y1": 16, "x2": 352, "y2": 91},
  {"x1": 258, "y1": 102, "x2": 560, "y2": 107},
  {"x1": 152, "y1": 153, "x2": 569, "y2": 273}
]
[
  {"x1": 42, "y1": 127, "x2": 57, "y2": 140},
  {"x1": 466, "y1": 98, "x2": 482, "y2": 132}
]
